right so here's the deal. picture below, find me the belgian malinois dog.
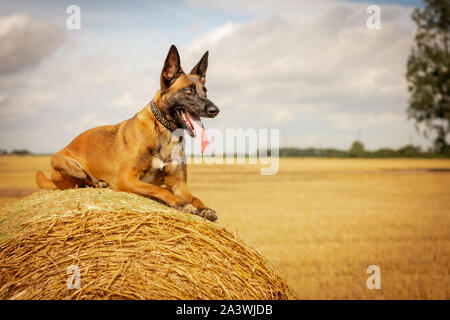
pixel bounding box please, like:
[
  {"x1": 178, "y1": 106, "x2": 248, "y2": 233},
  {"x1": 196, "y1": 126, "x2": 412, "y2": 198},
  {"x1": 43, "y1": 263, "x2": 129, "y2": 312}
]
[{"x1": 36, "y1": 45, "x2": 220, "y2": 221}]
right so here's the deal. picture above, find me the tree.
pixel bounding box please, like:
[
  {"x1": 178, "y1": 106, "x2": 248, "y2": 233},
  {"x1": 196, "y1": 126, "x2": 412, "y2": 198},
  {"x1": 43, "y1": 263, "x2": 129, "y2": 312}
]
[
  {"x1": 406, "y1": 0, "x2": 450, "y2": 153},
  {"x1": 397, "y1": 144, "x2": 422, "y2": 157},
  {"x1": 349, "y1": 140, "x2": 365, "y2": 157},
  {"x1": 372, "y1": 148, "x2": 398, "y2": 158}
]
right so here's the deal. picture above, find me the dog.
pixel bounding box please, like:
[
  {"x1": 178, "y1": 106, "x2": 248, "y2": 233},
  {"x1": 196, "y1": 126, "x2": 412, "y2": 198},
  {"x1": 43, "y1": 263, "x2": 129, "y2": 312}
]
[{"x1": 36, "y1": 45, "x2": 220, "y2": 222}]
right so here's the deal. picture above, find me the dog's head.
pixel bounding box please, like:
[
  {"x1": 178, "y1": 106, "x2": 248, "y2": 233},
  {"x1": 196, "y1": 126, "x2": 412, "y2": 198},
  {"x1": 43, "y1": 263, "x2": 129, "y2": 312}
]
[{"x1": 158, "y1": 45, "x2": 219, "y2": 138}]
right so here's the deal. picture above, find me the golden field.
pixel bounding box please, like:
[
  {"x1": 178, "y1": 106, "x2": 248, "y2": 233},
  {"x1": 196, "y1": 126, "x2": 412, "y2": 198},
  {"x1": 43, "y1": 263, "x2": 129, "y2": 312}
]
[{"x1": 0, "y1": 155, "x2": 449, "y2": 299}]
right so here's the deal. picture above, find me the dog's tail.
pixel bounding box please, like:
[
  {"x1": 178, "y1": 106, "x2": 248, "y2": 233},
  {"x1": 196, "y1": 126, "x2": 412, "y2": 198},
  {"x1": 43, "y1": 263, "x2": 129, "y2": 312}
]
[{"x1": 36, "y1": 171, "x2": 58, "y2": 190}]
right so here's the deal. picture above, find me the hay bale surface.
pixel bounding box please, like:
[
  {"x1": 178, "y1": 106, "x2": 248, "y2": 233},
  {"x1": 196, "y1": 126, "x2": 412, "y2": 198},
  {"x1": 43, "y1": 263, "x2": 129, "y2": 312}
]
[{"x1": 0, "y1": 189, "x2": 295, "y2": 300}]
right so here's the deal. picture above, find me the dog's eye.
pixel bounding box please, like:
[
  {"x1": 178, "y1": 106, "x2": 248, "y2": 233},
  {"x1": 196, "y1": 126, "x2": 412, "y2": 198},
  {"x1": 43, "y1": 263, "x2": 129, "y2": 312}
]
[{"x1": 184, "y1": 87, "x2": 194, "y2": 94}]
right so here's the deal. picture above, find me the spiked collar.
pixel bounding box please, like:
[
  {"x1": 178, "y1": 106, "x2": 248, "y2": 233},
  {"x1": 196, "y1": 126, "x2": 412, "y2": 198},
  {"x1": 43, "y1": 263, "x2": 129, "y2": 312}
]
[{"x1": 149, "y1": 100, "x2": 178, "y2": 131}]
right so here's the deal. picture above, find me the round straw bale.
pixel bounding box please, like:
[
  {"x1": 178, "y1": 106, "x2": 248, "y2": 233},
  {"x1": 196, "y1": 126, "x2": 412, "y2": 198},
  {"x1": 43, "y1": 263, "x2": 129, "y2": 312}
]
[{"x1": 0, "y1": 188, "x2": 295, "y2": 300}]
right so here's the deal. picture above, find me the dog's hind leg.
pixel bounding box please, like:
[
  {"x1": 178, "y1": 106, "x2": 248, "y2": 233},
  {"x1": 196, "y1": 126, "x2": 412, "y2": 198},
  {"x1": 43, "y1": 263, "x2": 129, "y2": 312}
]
[
  {"x1": 36, "y1": 170, "x2": 58, "y2": 190},
  {"x1": 47, "y1": 153, "x2": 95, "y2": 189}
]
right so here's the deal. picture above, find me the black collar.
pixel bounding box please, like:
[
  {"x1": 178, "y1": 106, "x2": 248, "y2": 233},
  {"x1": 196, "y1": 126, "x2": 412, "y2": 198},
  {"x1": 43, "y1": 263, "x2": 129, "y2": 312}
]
[{"x1": 149, "y1": 100, "x2": 178, "y2": 131}]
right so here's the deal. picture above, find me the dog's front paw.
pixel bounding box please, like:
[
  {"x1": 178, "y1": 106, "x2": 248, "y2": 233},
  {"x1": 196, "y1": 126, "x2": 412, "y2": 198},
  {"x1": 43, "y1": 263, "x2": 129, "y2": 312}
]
[
  {"x1": 178, "y1": 203, "x2": 197, "y2": 215},
  {"x1": 95, "y1": 181, "x2": 110, "y2": 188},
  {"x1": 197, "y1": 208, "x2": 218, "y2": 222},
  {"x1": 175, "y1": 203, "x2": 218, "y2": 222}
]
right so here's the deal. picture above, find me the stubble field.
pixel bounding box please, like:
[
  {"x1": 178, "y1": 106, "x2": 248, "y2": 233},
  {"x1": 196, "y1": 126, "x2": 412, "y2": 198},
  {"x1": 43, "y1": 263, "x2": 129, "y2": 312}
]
[{"x1": 0, "y1": 156, "x2": 449, "y2": 299}]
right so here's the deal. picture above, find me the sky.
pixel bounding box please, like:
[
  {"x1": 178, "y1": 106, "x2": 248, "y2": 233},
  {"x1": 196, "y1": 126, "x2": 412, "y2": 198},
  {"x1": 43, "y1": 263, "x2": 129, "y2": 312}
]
[{"x1": 0, "y1": 0, "x2": 431, "y2": 153}]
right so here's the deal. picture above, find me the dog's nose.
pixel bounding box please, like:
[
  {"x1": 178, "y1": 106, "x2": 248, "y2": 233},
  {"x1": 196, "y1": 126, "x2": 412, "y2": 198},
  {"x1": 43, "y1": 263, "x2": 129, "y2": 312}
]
[{"x1": 206, "y1": 105, "x2": 220, "y2": 117}]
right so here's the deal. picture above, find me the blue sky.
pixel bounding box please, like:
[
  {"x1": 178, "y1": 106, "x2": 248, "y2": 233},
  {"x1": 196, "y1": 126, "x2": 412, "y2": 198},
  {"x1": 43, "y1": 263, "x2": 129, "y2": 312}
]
[
  {"x1": 347, "y1": 0, "x2": 423, "y2": 6},
  {"x1": 0, "y1": 0, "x2": 433, "y2": 153}
]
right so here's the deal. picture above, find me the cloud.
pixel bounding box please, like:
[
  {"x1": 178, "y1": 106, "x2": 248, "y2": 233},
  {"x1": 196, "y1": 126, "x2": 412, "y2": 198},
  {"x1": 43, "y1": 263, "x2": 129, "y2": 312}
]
[
  {"x1": 0, "y1": 30, "x2": 163, "y2": 152},
  {"x1": 272, "y1": 110, "x2": 295, "y2": 125},
  {"x1": 113, "y1": 92, "x2": 139, "y2": 108},
  {"x1": 0, "y1": 13, "x2": 65, "y2": 138},
  {"x1": 0, "y1": 14, "x2": 65, "y2": 75},
  {"x1": 329, "y1": 112, "x2": 405, "y2": 131},
  {"x1": 183, "y1": 1, "x2": 419, "y2": 149},
  {"x1": 190, "y1": 22, "x2": 238, "y2": 50},
  {"x1": 187, "y1": 0, "x2": 338, "y2": 18},
  {"x1": 303, "y1": 134, "x2": 322, "y2": 146}
]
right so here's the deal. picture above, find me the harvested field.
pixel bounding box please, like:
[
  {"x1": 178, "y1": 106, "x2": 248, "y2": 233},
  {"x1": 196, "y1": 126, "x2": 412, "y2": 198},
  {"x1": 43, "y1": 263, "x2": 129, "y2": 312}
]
[{"x1": 0, "y1": 156, "x2": 449, "y2": 299}]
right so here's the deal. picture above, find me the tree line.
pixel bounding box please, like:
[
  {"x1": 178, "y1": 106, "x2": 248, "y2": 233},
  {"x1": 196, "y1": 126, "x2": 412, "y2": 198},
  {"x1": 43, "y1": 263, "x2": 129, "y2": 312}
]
[
  {"x1": 2, "y1": 142, "x2": 449, "y2": 158},
  {"x1": 0, "y1": 149, "x2": 31, "y2": 156},
  {"x1": 267, "y1": 141, "x2": 450, "y2": 158}
]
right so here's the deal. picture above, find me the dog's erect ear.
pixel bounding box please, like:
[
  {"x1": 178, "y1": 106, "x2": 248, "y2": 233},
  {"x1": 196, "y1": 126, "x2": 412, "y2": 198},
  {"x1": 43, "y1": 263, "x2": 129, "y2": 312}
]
[
  {"x1": 190, "y1": 51, "x2": 208, "y2": 84},
  {"x1": 161, "y1": 45, "x2": 183, "y2": 89}
]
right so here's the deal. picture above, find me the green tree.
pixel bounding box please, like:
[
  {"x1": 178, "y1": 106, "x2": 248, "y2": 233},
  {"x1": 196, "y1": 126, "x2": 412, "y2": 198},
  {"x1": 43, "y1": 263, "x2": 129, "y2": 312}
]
[
  {"x1": 406, "y1": 0, "x2": 450, "y2": 153},
  {"x1": 372, "y1": 148, "x2": 398, "y2": 158},
  {"x1": 397, "y1": 144, "x2": 422, "y2": 157},
  {"x1": 349, "y1": 140, "x2": 365, "y2": 157}
]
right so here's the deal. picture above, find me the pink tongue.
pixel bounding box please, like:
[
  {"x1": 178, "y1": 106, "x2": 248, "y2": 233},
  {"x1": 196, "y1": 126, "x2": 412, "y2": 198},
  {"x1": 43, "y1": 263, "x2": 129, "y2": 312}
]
[{"x1": 185, "y1": 111, "x2": 209, "y2": 154}]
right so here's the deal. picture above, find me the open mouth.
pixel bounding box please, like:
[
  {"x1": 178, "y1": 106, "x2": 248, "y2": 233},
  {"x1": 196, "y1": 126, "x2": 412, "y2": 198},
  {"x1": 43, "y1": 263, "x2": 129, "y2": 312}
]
[
  {"x1": 175, "y1": 109, "x2": 201, "y2": 137},
  {"x1": 175, "y1": 108, "x2": 209, "y2": 153}
]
